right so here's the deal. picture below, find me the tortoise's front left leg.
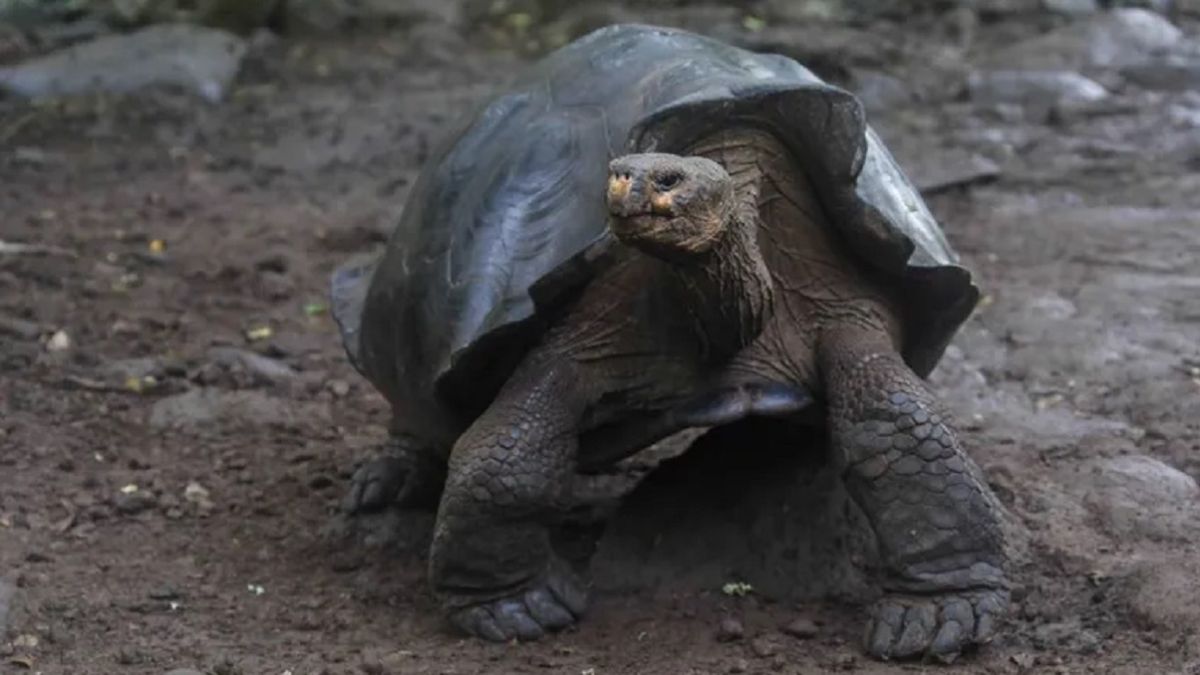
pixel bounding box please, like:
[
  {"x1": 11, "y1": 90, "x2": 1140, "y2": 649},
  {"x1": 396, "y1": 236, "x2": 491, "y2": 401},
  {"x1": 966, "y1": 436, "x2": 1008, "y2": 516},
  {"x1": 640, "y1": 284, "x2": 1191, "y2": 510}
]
[
  {"x1": 819, "y1": 326, "x2": 1010, "y2": 663},
  {"x1": 429, "y1": 355, "x2": 590, "y2": 642}
]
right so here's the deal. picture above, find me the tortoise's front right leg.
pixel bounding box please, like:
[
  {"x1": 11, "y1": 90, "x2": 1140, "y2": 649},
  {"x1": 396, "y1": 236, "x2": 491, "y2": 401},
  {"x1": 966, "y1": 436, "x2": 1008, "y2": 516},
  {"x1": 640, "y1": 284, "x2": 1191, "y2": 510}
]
[
  {"x1": 430, "y1": 356, "x2": 590, "y2": 642},
  {"x1": 819, "y1": 326, "x2": 1010, "y2": 663}
]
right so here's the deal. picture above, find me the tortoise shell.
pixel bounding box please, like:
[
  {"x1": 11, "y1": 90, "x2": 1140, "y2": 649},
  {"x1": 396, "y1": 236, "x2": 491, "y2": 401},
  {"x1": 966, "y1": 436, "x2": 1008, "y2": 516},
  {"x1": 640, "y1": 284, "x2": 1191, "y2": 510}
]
[{"x1": 332, "y1": 23, "x2": 979, "y2": 410}]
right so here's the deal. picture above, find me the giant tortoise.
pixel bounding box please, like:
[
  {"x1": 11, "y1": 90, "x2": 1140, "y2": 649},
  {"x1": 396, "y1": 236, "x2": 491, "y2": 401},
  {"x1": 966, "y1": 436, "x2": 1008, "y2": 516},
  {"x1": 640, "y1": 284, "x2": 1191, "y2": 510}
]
[{"x1": 331, "y1": 23, "x2": 1009, "y2": 662}]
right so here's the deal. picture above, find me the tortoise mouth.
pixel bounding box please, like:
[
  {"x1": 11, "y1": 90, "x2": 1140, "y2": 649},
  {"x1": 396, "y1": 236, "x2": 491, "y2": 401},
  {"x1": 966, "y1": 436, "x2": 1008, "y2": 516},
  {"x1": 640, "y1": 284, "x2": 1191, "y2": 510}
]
[
  {"x1": 609, "y1": 213, "x2": 672, "y2": 241},
  {"x1": 609, "y1": 213, "x2": 717, "y2": 263}
]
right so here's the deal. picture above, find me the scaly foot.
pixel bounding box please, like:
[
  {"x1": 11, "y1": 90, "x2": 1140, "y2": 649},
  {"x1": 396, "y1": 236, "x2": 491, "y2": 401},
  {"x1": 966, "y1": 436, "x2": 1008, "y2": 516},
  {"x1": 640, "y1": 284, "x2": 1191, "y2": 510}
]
[
  {"x1": 448, "y1": 559, "x2": 588, "y2": 642},
  {"x1": 342, "y1": 443, "x2": 444, "y2": 513},
  {"x1": 864, "y1": 588, "x2": 1008, "y2": 663}
]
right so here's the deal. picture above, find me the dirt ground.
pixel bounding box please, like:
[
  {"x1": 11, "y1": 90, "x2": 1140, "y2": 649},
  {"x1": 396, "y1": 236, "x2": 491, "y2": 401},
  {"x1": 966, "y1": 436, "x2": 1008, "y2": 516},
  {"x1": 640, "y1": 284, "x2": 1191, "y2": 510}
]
[{"x1": 3, "y1": 4, "x2": 1200, "y2": 675}]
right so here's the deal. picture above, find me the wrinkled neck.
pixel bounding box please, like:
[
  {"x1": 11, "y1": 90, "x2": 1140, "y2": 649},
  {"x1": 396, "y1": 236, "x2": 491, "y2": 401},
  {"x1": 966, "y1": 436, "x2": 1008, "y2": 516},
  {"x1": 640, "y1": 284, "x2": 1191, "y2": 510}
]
[{"x1": 666, "y1": 184, "x2": 773, "y2": 362}]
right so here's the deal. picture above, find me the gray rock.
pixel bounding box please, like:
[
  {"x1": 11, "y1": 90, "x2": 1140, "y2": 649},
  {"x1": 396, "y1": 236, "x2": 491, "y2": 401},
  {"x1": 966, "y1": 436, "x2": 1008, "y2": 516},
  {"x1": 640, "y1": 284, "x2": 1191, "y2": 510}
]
[
  {"x1": 1081, "y1": 455, "x2": 1200, "y2": 540},
  {"x1": 909, "y1": 147, "x2": 1002, "y2": 194},
  {"x1": 781, "y1": 616, "x2": 820, "y2": 639},
  {"x1": 0, "y1": 24, "x2": 247, "y2": 103},
  {"x1": 987, "y1": 8, "x2": 1182, "y2": 70},
  {"x1": 0, "y1": 315, "x2": 40, "y2": 340},
  {"x1": 955, "y1": 0, "x2": 1040, "y2": 14},
  {"x1": 1032, "y1": 619, "x2": 1101, "y2": 653},
  {"x1": 206, "y1": 347, "x2": 297, "y2": 383},
  {"x1": 1043, "y1": 0, "x2": 1100, "y2": 14},
  {"x1": 1124, "y1": 556, "x2": 1200, "y2": 634},
  {"x1": 852, "y1": 70, "x2": 914, "y2": 116},
  {"x1": 162, "y1": 670, "x2": 206, "y2": 675},
  {"x1": 750, "y1": 636, "x2": 778, "y2": 657},
  {"x1": 0, "y1": 577, "x2": 16, "y2": 638},
  {"x1": 968, "y1": 69, "x2": 1109, "y2": 107},
  {"x1": 716, "y1": 616, "x2": 745, "y2": 642},
  {"x1": 282, "y1": 0, "x2": 459, "y2": 34},
  {"x1": 148, "y1": 388, "x2": 328, "y2": 431},
  {"x1": 1121, "y1": 57, "x2": 1200, "y2": 91},
  {"x1": 100, "y1": 357, "x2": 168, "y2": 381}
]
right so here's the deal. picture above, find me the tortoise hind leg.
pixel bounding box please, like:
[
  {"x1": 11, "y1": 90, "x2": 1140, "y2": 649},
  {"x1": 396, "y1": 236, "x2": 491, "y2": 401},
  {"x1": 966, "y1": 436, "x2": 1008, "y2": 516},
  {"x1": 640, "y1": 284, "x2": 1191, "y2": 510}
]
[
  {"x1": 342, "y1": 428, "x2": 448, "y2": 513},
  {"x1": 430, "y1": 354, "x2": 590, "y2": 642},
  {"x1": 343, "y1": 399, "x2": 457, "y2": 514},
  {"x1": 818, "y1": 325, "x2": 1010, "y2": 663}
]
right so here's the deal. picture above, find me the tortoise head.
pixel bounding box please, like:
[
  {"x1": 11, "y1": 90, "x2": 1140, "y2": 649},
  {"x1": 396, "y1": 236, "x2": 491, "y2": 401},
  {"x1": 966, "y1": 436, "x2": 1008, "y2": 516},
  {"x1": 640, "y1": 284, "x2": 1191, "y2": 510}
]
[{"x1": 606, "y1": 153, "x2": 735, "y2": 262}]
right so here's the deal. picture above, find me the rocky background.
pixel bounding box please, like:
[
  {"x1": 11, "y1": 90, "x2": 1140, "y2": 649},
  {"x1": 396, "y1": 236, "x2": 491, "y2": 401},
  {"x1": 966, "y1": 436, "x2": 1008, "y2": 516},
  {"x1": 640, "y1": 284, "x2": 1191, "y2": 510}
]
[{"x1": 2, "y1": 1, "x2": 1200, "y2": 674}]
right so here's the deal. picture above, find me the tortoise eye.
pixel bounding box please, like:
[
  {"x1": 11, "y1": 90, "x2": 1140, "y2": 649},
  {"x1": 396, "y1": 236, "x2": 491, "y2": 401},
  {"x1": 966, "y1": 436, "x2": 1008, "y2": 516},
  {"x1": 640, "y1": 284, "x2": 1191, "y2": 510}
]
[{"x1": 653, "y1": 172, "x2": 683, "y2": 191}]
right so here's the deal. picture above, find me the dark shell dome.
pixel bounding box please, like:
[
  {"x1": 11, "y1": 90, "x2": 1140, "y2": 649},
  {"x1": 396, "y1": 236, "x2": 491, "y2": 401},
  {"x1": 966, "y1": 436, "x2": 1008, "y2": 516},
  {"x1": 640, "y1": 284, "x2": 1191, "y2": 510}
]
[{"x1": 331, "y1": 23, "x2": 979, "y2": 410}]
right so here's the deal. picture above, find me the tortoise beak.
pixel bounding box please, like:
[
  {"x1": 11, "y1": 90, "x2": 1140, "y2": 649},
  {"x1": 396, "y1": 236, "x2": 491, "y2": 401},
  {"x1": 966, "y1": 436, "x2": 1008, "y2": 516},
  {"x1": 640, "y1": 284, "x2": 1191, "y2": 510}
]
[
  {"x1": 607, "y1": 170, "x2": 651, "y2": 218},
  {"x1": 607, "y1": 173, "x2": 634, "y2": 210}
]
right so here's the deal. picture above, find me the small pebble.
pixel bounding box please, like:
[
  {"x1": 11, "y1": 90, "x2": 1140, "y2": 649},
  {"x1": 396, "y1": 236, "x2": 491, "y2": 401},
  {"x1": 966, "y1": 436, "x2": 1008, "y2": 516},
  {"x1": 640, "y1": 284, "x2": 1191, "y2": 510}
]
[
  {"x1": 162, "y1": 669, "x2": 205, "y2": 675},
  {"x1": 45, "y1": 329, "x2": 71, "y2": 352},
  {"x1": 0, "y1": 315, "x2": 40, "y2": 340},
  {"x1": 781, "y1": 617, "x2": 819, "y2": 639},
  {"x1": 148, "y1": 587, "x2": 180, "y2": 601},
  {"x1": 116, "y1": 491, "x2": 157, "y2": 515},
  {"x1": 716, "y1": 616, "x2": 745, "y2": 642},
  {"x1": 750, "y1": 636, "x2": 777, "y2": 657},
  {"x1": 728, "y1": 657, "x2": 749, "y2": 673}
]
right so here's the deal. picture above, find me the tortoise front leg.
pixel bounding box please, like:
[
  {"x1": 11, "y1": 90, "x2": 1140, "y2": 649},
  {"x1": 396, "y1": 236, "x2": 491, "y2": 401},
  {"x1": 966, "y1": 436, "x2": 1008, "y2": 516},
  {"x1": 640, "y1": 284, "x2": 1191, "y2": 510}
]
[
  {"x1": 819, "y1": 326, "x2": 1010, "y2": 663},
  {"x1": 429, "y1": 355, "x2": 590, "y2": 642}
]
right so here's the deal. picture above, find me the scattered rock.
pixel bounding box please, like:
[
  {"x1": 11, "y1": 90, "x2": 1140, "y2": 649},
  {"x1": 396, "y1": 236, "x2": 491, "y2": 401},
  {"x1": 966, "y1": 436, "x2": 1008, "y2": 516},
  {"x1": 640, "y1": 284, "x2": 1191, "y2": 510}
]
[
  {"x1": 0, "y1": 24, "x2": 248, "y2": 103},
  {"x1": 911, "y1": 147, "x2": 1003, "y2": 194},
  {"x1": 44, "y1": 329, "x2": 71, "y2": 352},
  {"x1": 0, "y1": 577, "x2": 16, "y2": 638},
  {"x1": 183, "y1": 482, "x2": 214, "y2": 511},
  {"x1": 327, "y1": 379, "x2": 350, "y2": 397},
  {"x1": 761, "y1": 0, "x2": 889, "y2": 22},
  {"x1": 716, "y1": 616, "x2": 745, "y2": 642},
  {"x1": 1031, "y1": 618, "x2": 1101, "y2": 653},
  {"x1": 198, "y1": 0, "x2": 282, "y2": 35},
  {"x1": 115, "y1": 490, "x2": 157, "y2": 515},
  {"x1": 0, "y1": 315, "x2": 40, "y2": 340},
  {"x1": 148, "y1": 388, "x2": 327, "y2": 430},
  {"x1": 162, "y1": 669, "x2": 205, "y2": 675},
  {"x1": 749, "y1": 636, "x2": 778, "y2": 658},
  {"x1": 1121, "y1": 57, "x2": 1200, "y2": 91},
  {"x1": 280, "y1": 0, "x2": 459, "y2": 35},
  {"x1": 1123, "y1": 556, "x2": 1200, "y2": 634},
  {"x1": 148, "y1": 587, "x2": 180, "y2": 601},
  {"x1": 728, "y1": 657, "x2": 749, "y2": 673},
  {"x1": 1042, "y1": 0, "x2": 1099, "y2": 15},
  {"x1": 1080, "y1": 455, "x2": 1200, "y2": 540},
  {"x1": 968, "y1": 69, "x2": 1109, "y2": 107},
  {"x1": 307, "y1": 474, "x2": 334, "y2": 490},
  {"x1": 206, "y1": 347, "x2": 297, "y2": 383},
  {"x1": 263, "y1": 332, "x2": 326, "y2": 358},
  {"x1": 986, "y1": 8, "x2": 1182, "y2": 70},
  {"x1": 99, "y1": 355, "x2": 171, "y2": 381},
  {"x1": 256, "y1": 270, "x2": 295, "y2": 301},
  {"x1": 852, "y1": 69, "x2": 914, "y2": 115},
  {"x1": 780, "y1": 616, "x2": 819, "y2": 639}
]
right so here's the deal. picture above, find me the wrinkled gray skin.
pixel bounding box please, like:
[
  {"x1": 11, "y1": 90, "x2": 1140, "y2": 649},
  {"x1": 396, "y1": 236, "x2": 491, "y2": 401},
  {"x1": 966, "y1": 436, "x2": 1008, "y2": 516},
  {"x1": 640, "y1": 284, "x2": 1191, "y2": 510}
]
[{"x1": 334, "y1": 24, "x2": 1008, "y2": 664}]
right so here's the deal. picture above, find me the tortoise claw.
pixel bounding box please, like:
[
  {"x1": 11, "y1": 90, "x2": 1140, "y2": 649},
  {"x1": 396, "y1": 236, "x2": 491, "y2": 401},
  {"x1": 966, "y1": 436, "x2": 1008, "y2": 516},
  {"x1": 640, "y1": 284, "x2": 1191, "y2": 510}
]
[{"x1": 863, "y1": 589, "x2": 1008, "y2": 663}]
